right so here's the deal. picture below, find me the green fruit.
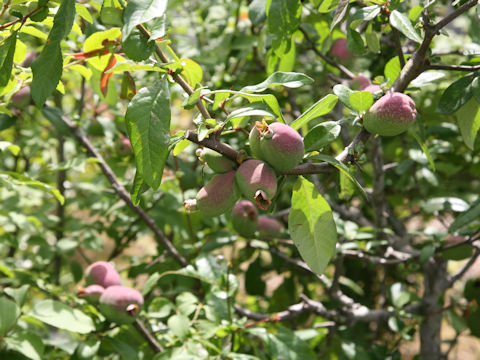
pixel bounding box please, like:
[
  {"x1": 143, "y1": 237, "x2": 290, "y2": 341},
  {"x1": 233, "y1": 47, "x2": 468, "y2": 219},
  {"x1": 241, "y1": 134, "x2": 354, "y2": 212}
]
[
  {"x1": 257, "y1": 216, "x2": 284, "y2": 239},
  {"x1": 196, "y1": 147, "x2": 235, "y2": 173},
  {"x1": 363, "y1": 92, "x2": 417, "y2": 136},
  {"x1": 195, "y1": 171, "x2": 239, "y2": 217},
  {"x1": 78, "y1": 284, "x2": 105, "y2": 304},
  {"x1": 99, "y1": 285, "x2": 144, "y2": 324},
  {"x1": 249, "y1": 121, "x2": 304, "y2": 172},
  {"x1": 235, "y1": 159, "x2": 277, "y2": 210},
  {"x1": 231, "y1": 200, "x2": 258, "y2": 237},
  {"x1": 85, "y1": 261, "x2": 122, "y2": 288}
]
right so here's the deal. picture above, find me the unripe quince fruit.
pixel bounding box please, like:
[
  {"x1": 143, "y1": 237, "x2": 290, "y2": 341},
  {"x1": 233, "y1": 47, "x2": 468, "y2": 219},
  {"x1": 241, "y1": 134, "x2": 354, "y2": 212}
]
[
  {"x1": 85, "y1": 261, "x2": 122, "y2": 288},
  {"x1": 363, "y1": 92, "x2": 417, "y2": 136},
  {"x1": 257, "y1": 216, "x2": 285, "y2": 239},
  {"x1": 235, "y1": 159, "x2": 277, "y2": 210},
  {"x1": 231, "y1": 200, "x2": 258, "y2": 237},
  {"x1": 191, "y1": 170, "x2": 239, "y2": 217},
  {"x1": 78, "y1": 284, "x2": 105, "y2": 304},
  {"x1": 196, "y1": 147, "x2": 235, "y2": 173},
  {"x1": 249, "y1": 121, "x2": 304, "y2": 172},
  {"x1": 99, "y1": 285, "x2": 144, "y2": 324}
]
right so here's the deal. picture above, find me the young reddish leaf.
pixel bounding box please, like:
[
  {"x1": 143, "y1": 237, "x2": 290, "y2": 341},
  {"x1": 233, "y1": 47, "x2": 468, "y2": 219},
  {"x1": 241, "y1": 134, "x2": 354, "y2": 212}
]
[{"x1": 100, "y1": 54, "x2": 117, "y2": 97}]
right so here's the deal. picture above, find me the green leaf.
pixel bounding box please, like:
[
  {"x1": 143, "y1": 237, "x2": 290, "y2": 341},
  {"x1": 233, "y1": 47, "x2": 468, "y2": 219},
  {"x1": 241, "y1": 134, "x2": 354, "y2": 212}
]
[
  {"x1": 348, "y1": 5, "x2": 381, "y2": 30},
  {"x1": 225, "y1": 106, "x2": 277, "y2": 122},
  {"x1": 31, "y1": 43, "x2": 62, "y2": 107},
  {"x1": 100, "y1": 0, "x2": 124, "y2": 26},
  {"x1": 333, "y1": 84, "x2": 354, "y2": 109},
  {"x1": 330, "y1": 0, "x2": 349, "y2": 32},
  {"x1": 315, "y1": 154, "x2": 367, "y2": 199},
  {"x1": 291, "y1": 94, "x2": 338, "y2": 130},
  {"x1": 411, "y1": 133, "x2": 436, "y2": 171},
  {"x1": 41, "y1": 107, "x2": 72, "y2": 137},
  {"x1": 0, "y1": 32, "x2": 17, "y2": 88},
  {"x1": 304, "y1": 121, "x2": 341, "y2": 152},
  {"x1": 123, "y1": 0, "x2": 168, "y2": 40},
  {"x1": 206, "y1": 90, "x2": 284, "y2": 122},
  {"x1": 240, "y1": 71, "x2": 313, "y2": 93},
  {"x1": 0, "y1": 113, "x2": 17, "y2": 131},
  {"x1": 455, "y1": 98, "x2": 480, "y2": 150},
  {"x1": 168, "y1": 314, "x2": 190, "y2": 339},
  {"x1": 4, "y1": 331, "x2": 44, "y2": 360},
  {"x1": 384, "y1": 56, "x2": 405, "y2": 87},
  {"x1": 126, "y1": 77, "x2": 171, "y2": 190},
  {"x1": 288, "y1": 177, "x2": 337, "y2": 275},
  {"x1": 349, "y1": 91, "x2": 373, "y2": 113},
  {"x1": 449, "y1": 198, "x2": 480, "y2": 232},
  {"x1": 390, "y1": 10, "x2": 423, "y2": 43},
  {"x1": 150, "y1": 15, "x2": 167, "y2": 40},
  {"x1": 249, "y1": 0, "x2": 266, "y2": 25},
  {"x1": 0, "y1": 141, "x2": 20, "y2": 156},
  {"x1": 4, "y1": 285, "x2": 29, "y2": 307},
  {"x1": 0, "y1": 172, "x2": 65, "y2": 204},
  {"x1": 437, "y1": 74, "x2": 476, "y2": 115},
  {"x1": 29, "y1": 300, "x2": 94, "y2": 334},
  {"x1": 0, "y1": 297, "x2": 20, "y2": 336},
  {"x1": 122, "y1": 28, "x2": 155, "y2": 61},
  {"x1": 266, "y1": 0, "x2": 302, "y2": 54},
  {"x1": 248, "y1": 327, "x2": 315, "y2": 360},
  {"x1": 179, "y1": 58, "x2": 203, "y2": 88},
  {"x1": 75, "y1": 4, "x2": 93, "y2": 24}
]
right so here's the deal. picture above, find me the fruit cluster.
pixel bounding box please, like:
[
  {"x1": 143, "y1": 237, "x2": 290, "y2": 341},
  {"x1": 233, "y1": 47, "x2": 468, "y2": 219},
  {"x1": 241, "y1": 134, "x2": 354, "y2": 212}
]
[
  {"x1": 231, "y1": 200, "x2": 285, "y2": 239},
  {"x1": 185, "y1": 121, "x2": 304, "y2": 220},
  {"x1": 78, "y1": 261, "x2": 144, "y2": 324}
]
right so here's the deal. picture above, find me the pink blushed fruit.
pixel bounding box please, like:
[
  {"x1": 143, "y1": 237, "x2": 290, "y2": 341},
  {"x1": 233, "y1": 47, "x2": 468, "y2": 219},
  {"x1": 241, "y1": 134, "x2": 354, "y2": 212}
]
[
  {"x1": 231, "y1": 200, "x2": 258, "y2": 237},
  {"x1": 10, "y1": 86, "x2": 31, "y2": 109},
  {"x1": 364, "y1": 84, "x2": 381, "y2": 94},
  {"x1": 235, "y1": 159, "x2": 277, "y2": 210},
  {"x1": 249, "y1": 121, "x2": 304, "y2": 172},
  {"x1": 257, "y1": 216, "x2": 284, "y2": 239},
  {"x1": 351, "y1": 76, "x2": 371, "y2": 90},
  {"x1": 85, "y1": 261, "x2": 122, "y2": 288},
  {"x1": 78, "y1": 284, "x2": 105, "y2": 303},
  {"x1": 99, "y1": 285, "x2": 144, "y2": 324},
  {"x1": 330, "y1": 38, "x2": 352, "y2": 62},
  {"x1": 191, "y1": 171, "x2": 239, "y2": 217},
  {"x1": 363, "y1": 92, "x2": 417, "y2": 136}
]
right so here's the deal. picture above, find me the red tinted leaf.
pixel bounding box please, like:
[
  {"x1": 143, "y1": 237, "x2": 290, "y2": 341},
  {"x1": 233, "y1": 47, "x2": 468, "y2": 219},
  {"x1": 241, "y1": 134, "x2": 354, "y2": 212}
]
[{"x1": 100, "y1": 54, "x2": 117, "y2": 97}]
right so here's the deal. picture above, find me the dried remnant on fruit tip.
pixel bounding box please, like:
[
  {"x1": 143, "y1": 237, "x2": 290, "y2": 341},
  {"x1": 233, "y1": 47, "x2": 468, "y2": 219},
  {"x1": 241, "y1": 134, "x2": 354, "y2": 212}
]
[
  {"x1": 231, "y1": 200, "x2": 258, "y2": 237},
  {"x1": 196, "y1": 171, "x2": 239, "y2": 217},
  {"x1": 259, "y1": 122, "x2": 304, "y2": 172},
  {"x1": 257, "y1": 216, "x2": 285, "y2": 239},
  {"x1": 78, "y1": 284, "x2": 105, "y2": 303},
  {"x1": 99, "y1": 285, "x2": 144, "y2": 324},
  {"x1": 330, "y1": 38, "x2": 352, "y2": 62},
  {"x1": 235, "y1": 159, "x2": 277, "y2": 210},
  {"x1": 196, "y1": 147, "x2": 235, "y2": 173},
  {"x1": 363, "y1": 92, "x2": 417, "y2": 137},
  {"x1": 85, "y1": 261, "x2": 122, "y2": 288}
]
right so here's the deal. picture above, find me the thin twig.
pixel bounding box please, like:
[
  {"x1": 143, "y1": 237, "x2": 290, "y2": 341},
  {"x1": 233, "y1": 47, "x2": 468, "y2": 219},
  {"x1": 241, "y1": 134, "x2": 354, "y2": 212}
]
[
  {"x1": 136, "y1": 24, "x2": 212, "y2": 121},
  {"x1": 391, "y1": 27, "x2": 406, "y2": 68},
  {"x1": 426, "y1": 64, "x2": 480, "y2": 72},
  {"x1": 299, "y1": 26, "x2": 355, "y2": 79},
  {"x1": 58, "y1": 112, "x2": 188, "y2": 267},
  {"x1": 133, "y1": 319, "x2": 164, "y2": 353}
]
